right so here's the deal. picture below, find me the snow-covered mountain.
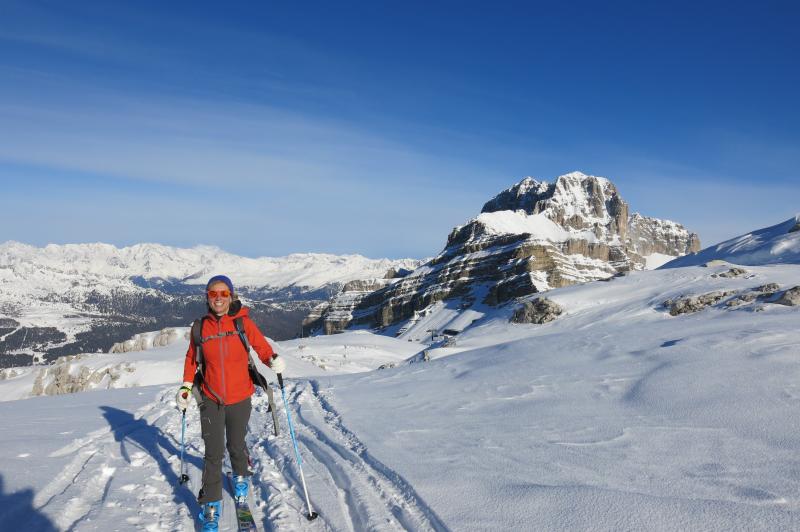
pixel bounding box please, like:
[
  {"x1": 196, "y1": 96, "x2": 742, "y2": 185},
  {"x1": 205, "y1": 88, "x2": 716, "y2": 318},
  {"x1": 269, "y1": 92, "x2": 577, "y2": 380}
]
[
  {"x1": 309, "y1": 171, "x2": 700, "y2": 334},
  {"x1": 0, "y1": 218, "x2": 797, "y2": 530},
  {"x1": 0, "y1": 242, "x2": 420, "y2": 367},
  {"x1": 0, "y1": 241, "x2": 419, "y2": 289},
  {"x1": 662, "y1": 214, "x2": 800, "y2": 268}
]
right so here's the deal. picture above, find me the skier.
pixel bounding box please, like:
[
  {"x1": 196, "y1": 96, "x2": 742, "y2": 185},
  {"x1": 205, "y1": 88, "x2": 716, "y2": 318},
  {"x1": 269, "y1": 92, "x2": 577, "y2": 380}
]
[{"x1": 176, "y1": 275, "x2": 286, "y2": 530}]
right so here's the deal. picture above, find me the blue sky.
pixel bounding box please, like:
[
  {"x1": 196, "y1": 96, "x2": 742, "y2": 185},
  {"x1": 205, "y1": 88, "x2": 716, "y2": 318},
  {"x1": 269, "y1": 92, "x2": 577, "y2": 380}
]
[{"x1": 0, "y1": 0, "x2": 798, "y2": 259}]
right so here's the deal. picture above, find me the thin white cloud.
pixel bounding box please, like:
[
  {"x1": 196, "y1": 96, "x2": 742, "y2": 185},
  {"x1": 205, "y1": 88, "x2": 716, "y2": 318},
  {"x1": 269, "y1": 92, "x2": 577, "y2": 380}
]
[{"x1": 0, "y1": 87, "x2": 486, "y2": 191}]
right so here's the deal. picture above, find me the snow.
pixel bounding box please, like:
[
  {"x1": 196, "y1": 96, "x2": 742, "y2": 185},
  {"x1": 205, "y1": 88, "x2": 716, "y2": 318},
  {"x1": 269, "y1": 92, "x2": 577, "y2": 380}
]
[
  {"x1": 0, "y1": 259, "x2": 799, "y2": 529},
  {"x1": 645, "y1": 252, "x2": 676, "y2": 269},
  {"x1": 663, "y1": 214, "x2": 800, "y2": 268},
  {"x1": 476, "y1": 211, "x2": 573, "y2": 241}
]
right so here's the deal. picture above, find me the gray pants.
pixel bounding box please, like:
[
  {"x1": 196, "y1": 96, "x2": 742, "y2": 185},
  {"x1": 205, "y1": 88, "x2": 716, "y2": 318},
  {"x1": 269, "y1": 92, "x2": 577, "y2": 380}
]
[{"x1": 197, "y1": 394, "x2": 252, "y2": 503}]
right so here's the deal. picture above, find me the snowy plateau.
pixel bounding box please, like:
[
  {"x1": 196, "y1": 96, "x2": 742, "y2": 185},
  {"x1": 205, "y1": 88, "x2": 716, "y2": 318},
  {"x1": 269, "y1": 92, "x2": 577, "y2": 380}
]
[{"x1": 0, "y1": 213, "x2": 799, "y2": 531}]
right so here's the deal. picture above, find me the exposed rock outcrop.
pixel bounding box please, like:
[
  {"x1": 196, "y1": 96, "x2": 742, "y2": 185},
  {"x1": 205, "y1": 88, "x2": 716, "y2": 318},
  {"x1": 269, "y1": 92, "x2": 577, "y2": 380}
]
[
  {"x1": 665, "y1": 283, "x2": 798, "y2": 314},
  {"x1": 109, "y1": 327, "x2": 183, "y2": 353},
  {"x1": 776, "y1": 286, "x2": 800, "y2": 306},
  {"x1": 31, "y1": 355, "x2": 135, "y2": 396},
  {"x1": 755, "y1": 283, "x2": 781, "y2": 293},
  {"x1": 511, "y1": 298, "x2": 563, "y2": 324},
  {"x1": 712, "y1": 267, "x2": 748, "y2": 278},
  {"x1": 725, "y1": 293, "x2": 757, "y2": 307},
  {"x1": 0, "y1": 368, "x2": 20, "y2": 380},
  {"x1": 665, "y1": 291, "x2": 737, "y2": 316}
]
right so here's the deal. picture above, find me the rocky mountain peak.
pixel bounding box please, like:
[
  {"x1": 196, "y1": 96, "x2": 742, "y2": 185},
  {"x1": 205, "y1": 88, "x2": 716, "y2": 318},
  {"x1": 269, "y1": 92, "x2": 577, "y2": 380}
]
[
  {"x1": 311, "y1": 171, "x2": 701, "y2": 335},
  {"x1": 481, "y1": 172, "x2": 629, "y2": 242}
]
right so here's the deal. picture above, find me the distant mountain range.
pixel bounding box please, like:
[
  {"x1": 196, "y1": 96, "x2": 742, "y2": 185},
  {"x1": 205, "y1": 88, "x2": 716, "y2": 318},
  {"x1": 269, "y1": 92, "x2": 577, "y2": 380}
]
[
  {"x1": 307, "y1": 171, "x2": 701, "y2": 334},
  {"x1": 0, "y1": 242, "x2": 420, "y2": 367}
]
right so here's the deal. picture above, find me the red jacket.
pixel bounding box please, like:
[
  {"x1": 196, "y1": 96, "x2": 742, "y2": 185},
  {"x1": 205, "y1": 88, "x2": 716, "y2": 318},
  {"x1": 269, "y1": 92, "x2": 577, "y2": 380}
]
[{"x1": 183, "y1": 305, "x2": 275, "y2": 405}]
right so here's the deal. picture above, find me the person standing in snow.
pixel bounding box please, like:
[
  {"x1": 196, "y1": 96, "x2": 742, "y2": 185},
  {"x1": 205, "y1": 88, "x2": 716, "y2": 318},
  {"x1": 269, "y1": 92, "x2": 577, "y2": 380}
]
[{"x1": 176, "y1": 275, "x2": 286, "y2": 530}]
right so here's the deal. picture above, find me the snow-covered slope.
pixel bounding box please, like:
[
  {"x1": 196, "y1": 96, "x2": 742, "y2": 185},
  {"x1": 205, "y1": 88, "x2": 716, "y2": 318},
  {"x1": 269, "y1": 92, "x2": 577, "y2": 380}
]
[
  {"x1": 662, "y1": 214, "x2": 800, "y2": 267},
  {"x1": 323, "y1": 263, "x2": 800, "y2": 530},
  {"x1": 0, "y1": 253, "x2": 798, "y2": 529}
]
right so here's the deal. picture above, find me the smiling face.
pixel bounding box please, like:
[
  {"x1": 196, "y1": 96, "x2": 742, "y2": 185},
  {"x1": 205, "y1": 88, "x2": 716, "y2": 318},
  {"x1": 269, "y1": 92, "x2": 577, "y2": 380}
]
[{"x1": 207, "y1": 281, "x2": 232, "y2": 316}]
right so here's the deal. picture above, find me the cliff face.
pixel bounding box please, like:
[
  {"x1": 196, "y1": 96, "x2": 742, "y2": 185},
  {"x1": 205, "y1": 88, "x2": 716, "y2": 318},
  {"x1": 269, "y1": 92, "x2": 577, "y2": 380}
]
[
  {"x1": 627, "y1": 213, "x2": 702, "y2": 258},
  {"x1": 480, "y1": 172, "x2": 630, "y2": 242},
  {"x1": 309, "y1": 172, "x2": 700, "y2": 334}
]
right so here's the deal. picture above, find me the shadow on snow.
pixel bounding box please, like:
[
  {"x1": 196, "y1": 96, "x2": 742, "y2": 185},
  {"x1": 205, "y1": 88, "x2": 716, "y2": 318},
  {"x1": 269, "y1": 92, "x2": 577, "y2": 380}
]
[
  {"x1": 0, "y1": 475, "x2": 58, "y2": 530},
  {"x1": 100, "y1": 406, "x2": 202, "y2": 514}
]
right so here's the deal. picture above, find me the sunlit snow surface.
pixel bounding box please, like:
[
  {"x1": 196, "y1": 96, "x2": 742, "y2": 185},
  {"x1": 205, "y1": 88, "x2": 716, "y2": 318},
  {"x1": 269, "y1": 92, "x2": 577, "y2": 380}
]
[
  {"x1": 0, "y1": 261, "x2": 798, "y2": 530},
  {"x1": 663, "y1": 214, "x2": 800, "y2": 268}
]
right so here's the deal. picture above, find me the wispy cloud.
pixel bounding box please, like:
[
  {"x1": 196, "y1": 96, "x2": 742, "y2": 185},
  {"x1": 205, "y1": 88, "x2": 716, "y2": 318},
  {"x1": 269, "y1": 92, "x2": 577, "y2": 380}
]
[{"x1": 0, "y1": 74, "x2": 496, "y2": 257}]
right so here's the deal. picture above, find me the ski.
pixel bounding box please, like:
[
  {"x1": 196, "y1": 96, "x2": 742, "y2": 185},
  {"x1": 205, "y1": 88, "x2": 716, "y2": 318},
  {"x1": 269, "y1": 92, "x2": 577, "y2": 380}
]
[
  {"x1": 264, "y1": 380, "x2": 280, "y2": 436},
  {"x1": 227, "y1": 472, "x2": 258, "y2": 531}
]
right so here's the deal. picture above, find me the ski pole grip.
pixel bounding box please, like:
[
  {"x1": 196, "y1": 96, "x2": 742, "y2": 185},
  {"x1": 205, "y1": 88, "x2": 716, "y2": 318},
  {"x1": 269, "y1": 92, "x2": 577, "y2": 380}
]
[{"x1": 271, "y1": 354, "x2": 285, "y2": 389}]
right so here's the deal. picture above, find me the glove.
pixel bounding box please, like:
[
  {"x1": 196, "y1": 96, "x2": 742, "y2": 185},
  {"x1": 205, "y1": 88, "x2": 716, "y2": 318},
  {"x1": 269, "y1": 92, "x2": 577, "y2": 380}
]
[
  {"x1": 176, "y1": 382, "x2": 193, "y2": 411},
  {"x1": 269, "y1": 355, "x2": 286, "y2": 374}
]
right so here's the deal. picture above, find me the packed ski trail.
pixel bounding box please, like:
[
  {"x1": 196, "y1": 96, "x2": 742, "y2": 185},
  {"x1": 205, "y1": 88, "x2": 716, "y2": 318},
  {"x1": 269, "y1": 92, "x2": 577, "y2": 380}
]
[
  {"x1": 22, "y1": 381, "x2": 444, "y2": 531},
  {"x1": 28, "y1": 387, "x2": 198, "y2": 530},
  {"x1": 247, "y1": 379, "x2": 446, "y2": 531}
]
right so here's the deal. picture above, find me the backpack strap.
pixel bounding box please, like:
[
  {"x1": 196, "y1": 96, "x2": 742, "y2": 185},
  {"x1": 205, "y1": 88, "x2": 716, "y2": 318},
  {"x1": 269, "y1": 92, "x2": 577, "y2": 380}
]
[
  {"x1": 233, "y1": 317, "x2": 253, "y2": 355},
  {"x1": 190, "y1": 316, "x2": 225, "y2": 405},
  {"x1": 190, "y1": 317, "x2": 206, "y2": 370},
  {"x1": 235, "y1": 316, "x2": 270, "y2": 389}
]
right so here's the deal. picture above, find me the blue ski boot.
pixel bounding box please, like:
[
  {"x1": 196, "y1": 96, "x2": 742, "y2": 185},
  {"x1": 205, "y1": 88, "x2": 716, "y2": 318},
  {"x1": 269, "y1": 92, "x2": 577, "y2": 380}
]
[
  {"x1": 198, "y1": 500, "x2": 221, "y2": 531},
  {"x1": 233, "y1": 474, "x2": 249, "y2": 503}
]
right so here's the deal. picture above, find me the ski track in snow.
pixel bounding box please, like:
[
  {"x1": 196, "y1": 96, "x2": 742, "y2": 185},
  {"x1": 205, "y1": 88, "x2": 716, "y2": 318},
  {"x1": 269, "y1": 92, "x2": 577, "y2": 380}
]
[
  {"x1": 28, "y1": 383, "x2": 445, "y2": 531},
  {"x1": 246, "y1": 379, "x2": 447, "y2": 531},
  {"x1": 33, "y1": 388, "x2": 198, "y2": 531}
]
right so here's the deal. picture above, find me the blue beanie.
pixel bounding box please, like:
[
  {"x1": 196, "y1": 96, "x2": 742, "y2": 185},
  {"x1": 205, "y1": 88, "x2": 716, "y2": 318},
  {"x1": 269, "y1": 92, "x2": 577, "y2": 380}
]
[{"x1": 206, "y1": 275, "x2": 234, "y2": 293}]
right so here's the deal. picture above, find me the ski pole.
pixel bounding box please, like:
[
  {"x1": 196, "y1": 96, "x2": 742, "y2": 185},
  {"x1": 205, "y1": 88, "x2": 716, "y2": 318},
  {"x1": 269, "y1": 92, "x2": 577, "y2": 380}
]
[
  {"x1": 179, "y1": 409, "x2": 189, "y2": 484},
  {"x1": 277, "y1": 371, "x2": 318, "y2": 521}
]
